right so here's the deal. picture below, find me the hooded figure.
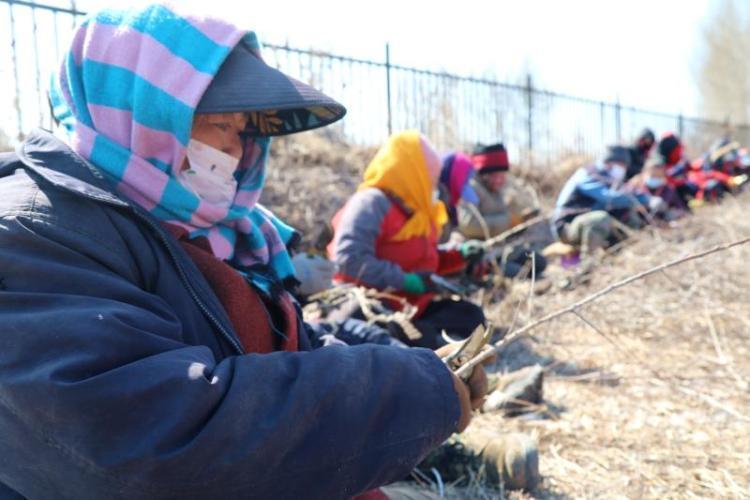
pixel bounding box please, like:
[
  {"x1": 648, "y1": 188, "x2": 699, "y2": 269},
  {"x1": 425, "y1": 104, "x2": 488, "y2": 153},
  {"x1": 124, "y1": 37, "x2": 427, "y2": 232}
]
[
  {"x1": 329, "y1": 131, "x2": 485, "y2": 349},
  {"x1": 0, "y1": 5, "x2": 487, "y2": 498}
]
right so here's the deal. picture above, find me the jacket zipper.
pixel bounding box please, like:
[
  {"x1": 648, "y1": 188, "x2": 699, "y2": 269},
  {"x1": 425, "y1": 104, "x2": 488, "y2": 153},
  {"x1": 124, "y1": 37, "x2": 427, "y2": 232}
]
[{"x1": 132, "y1": 210, "x2": 245, "y2": 355}]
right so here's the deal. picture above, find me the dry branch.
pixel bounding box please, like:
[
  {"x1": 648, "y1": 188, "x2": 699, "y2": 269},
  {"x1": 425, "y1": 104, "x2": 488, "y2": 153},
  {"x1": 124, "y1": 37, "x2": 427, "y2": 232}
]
[{"x1": 455, "y1": 235, "x2": 750, "y2": 378}]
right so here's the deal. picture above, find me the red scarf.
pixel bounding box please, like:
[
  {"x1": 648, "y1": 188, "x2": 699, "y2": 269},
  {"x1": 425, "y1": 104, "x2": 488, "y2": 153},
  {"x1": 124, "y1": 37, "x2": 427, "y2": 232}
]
[{"x1": 164, "y1": 224, "x2": 298, "y2": 353}]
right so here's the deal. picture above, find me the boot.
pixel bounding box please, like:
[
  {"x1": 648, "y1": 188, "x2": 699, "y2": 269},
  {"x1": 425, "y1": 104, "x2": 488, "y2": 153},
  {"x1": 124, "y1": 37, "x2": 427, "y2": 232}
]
[
  {"x1": 417, "y1": 432, "x2": 540, "y2": 492},
  {"x1": 483, "y1": 365, "x2": 544, "y2": 415},
  {"x1": 461, "y1": 431, "x2": 540, "y2": 491}
]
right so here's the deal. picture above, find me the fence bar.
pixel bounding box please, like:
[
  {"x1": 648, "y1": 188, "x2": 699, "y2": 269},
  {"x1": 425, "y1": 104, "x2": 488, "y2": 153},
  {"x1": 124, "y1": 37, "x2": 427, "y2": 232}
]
[
  {"x1": 8, "y1": 0, "x2": 23, "y2": 141},
  {"x1": 385, "y1": 43, "x2": 392, "y2": 136},
  {"x1": 2, "y1": 0, "x2": 747, "y2": 163}
]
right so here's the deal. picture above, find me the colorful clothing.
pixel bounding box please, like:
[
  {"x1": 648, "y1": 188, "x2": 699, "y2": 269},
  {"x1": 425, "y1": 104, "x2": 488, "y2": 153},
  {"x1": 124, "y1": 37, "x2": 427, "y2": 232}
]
[
  {"x1": 553, "y1": 164, "x2": 649, "y2": 237},
  {"x1": 329, "y1": 134, "x2": 483, "y2": 347},
  {"x1": 329, "y1": 188, "x2": 464, "y2": 315},
  {"x1": 457, "y1": 176, "x2": 515, "y2": 239},
  {"x1": 358, "y1": 131, "x2": 448, "y2": 242},
  {"x1": 0, "y1": 130, "x2": 460, "y2": 498},
  {"x1": 688, "y1": 158, "x2": 733, "y2": 201},
  {"x1": 626, "y1": 175, "x2": 687, "y2": 214},
  {"x1": 439, "y1": 152, "x2": 477, "y2": 226},
  {"x1": 49, "y1": 4, "x2": 299, "y2": 292}
]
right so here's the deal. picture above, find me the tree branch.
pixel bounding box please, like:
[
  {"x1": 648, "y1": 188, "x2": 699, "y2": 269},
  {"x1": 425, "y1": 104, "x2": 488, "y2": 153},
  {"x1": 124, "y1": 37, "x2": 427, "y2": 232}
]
[{"x1": 455, "y1": 235, "x2": 750, "y2": 378}]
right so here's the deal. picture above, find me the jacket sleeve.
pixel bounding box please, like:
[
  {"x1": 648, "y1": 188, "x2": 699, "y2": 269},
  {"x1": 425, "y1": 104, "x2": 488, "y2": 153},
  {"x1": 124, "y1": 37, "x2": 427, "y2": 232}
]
[
  {"x1": 576, "y1": 177, "x2": 640, "y2": 210},
  {"x1": 0, "y1": 212, "x2": 459, "y2": 499},
  {"x1": 456, "y1": 199, "x2": 511, "y2": 239},
  {"x1": 332, "y1": 189, "x2": 407, "y2": 290}
]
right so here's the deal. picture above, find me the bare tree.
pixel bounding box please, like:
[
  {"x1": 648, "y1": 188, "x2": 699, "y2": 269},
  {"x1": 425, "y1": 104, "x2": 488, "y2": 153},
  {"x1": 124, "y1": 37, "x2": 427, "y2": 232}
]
[{"x1": 695, "y1": 0, "x2": 750, "y2": 124}]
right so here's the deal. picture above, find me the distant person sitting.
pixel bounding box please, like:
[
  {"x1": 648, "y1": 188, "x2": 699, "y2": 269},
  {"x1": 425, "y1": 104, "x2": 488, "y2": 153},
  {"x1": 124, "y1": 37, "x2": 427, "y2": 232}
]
[
  {"x1": 438, "y1": 151, "x2": 479, "y2": 238},
  {"x1": 457, "y1": 143, "x2": 537, "y2": 239},
  {"x1": 328, "y1": 131, "x2": 485, "y2": 349},
  {"x1": 553, "y1": 146, "x2": 649, "y2": 258},
  {"x1": 456, "y1": 143, "x2": 545, "y2": 278},
  {"x1": 657, "y1": 132, "x2": 699, "y2": 206},
  {"x1": 625, "y1": 128, "x2": 656, "y2": 180},
  {"x1": 627, "y1": 157, "x2": 688, "y2": 222}
]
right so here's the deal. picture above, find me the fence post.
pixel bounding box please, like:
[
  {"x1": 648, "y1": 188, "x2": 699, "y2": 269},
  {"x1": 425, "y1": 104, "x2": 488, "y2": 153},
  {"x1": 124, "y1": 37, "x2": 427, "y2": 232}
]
[
  {"x1": 615, "y1": 97, "x2": 622, "y2": 143},
  {"x1": 8, "y1": 0, "x2": 24, "y2": 141},
  {"x1": 70, "y1": 0, "x2": 77, "y2": 28},
  {"x1": 525, "y1": 73, "x2": 533, "y2": 164},
  {"x1": 385, "y1": 43, "x2": 392, "y2": 136},
  {"x1": 678, "y1": 113, "x2": 684, "y2": 138}
]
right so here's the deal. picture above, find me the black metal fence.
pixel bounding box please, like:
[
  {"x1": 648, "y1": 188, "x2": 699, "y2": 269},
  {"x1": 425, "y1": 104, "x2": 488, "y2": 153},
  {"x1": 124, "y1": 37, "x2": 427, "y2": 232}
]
[{"x1": 4, "y1": 0, "x2": 749, "y2": 165}]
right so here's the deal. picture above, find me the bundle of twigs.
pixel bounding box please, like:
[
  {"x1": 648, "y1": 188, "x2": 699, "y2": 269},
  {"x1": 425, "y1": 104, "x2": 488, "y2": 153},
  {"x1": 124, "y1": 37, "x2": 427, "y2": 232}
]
[{"x1": 304, "y1": 285, "x2": 423, "y2": 340}]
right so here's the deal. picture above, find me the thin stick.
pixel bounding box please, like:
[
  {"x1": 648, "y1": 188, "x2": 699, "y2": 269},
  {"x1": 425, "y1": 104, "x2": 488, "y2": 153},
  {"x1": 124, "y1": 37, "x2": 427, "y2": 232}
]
[
  {"x1": 482, "y1": 214, "x2": 545, "y2": 248},
  {"x1": 526, "y1": 251, "x2": 537, "y2": 319},
  {"x1": 455, "y1": 235, "x2": 750, "y2": 378},
  {"x1": 462, "y1": 203, "x2": 503, "y2": 277},
  {"x1": 676, "y1": 385, "x2": 750, "y2": 422},
  {"x1": 705, "y1": 312, "x2": 750, "y2": 391}
]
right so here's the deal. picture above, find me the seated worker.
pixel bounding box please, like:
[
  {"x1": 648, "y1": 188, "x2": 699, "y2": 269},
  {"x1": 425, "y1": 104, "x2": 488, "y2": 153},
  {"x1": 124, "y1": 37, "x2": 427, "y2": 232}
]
[
  {"x1": 553, "y1": 146, "x2": 649, "y2": 257},
  {"x1": 457, "y1": 143, "x2": 537, "y2": 239},
  {"x1": 625, "y1": 128, "x2": 656, "y2": 180},
  {"x1": 687, "y1": 155, "x2": 736, "y2": 203},
  {"x1": 657, "y1": 132, "x2": 700, "y2": 205},
  {"x1": 457, "y1": 143, "x2": 546, "y2": 278},
  {"x1": 627, "y1": 157, "x2": 688, "y2": 221},
  {"x1": 438, "y1": 151, "x2": 479, "y2": 235},
  {"x1": 0, "y1": 6, "x2": 489, "y2": 498},
  {"x1": 329, "y1": 131, "x2": 486, "y2": 349},
  {"x1": 707, "y1": 140, "x2": 742, "y2": 175}
]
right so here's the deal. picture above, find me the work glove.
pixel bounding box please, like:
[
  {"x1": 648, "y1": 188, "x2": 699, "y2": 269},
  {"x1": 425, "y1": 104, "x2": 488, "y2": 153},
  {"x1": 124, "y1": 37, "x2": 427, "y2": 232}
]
[
  {"x1": 459, "y1": 240, "x2": 485, "y2": 264},
  {"x1": 402, "y1": 272, "x2": 436, "y2": 294},
  {"x1": 731, "y1": 174, "x2": 748, "y2": 188},
  {"x1": 291, "y1": 253, "x2": 336, "y2": 297},
  {"x1": 647, "y1": 196, "x2": 668, "y2": 215}
]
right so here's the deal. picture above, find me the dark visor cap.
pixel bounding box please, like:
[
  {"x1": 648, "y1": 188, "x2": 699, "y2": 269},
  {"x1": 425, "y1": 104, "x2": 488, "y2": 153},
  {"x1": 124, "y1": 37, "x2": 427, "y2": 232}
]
[{"x1": 196, "y1": 40, "x2": 346, "y2": 136}]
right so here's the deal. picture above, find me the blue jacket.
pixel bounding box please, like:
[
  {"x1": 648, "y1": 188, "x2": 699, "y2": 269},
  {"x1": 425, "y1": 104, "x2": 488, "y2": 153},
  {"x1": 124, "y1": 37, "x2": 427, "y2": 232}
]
[
  {"x1": 0, "y1": 130, "x2": 459, "y2": 499},
  {"x1": 553, "y1": 165, "x2": 649, "y2": 234}
]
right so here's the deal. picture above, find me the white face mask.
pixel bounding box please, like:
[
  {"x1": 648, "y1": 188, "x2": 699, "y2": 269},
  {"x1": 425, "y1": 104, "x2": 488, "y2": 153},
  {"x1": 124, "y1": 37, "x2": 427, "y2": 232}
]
[
  {"x1": 609, "y1": 164, "x2": 626, "y2": 183},
  {"x1": 645, "y1": 177, "x2": 666, "y2": 189},
  {"x1": 178, "y1": 139, "x2": 239, "y2": 207},
  {"x1": 433, "y1": 188, "x2": 441, "y2": 202}
]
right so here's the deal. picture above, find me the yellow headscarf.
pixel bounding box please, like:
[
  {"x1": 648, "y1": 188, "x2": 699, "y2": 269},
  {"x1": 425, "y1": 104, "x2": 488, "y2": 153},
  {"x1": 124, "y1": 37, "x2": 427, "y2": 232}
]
[{"x1": 359, "y1": 130, "x2": 448, "y2": 241}]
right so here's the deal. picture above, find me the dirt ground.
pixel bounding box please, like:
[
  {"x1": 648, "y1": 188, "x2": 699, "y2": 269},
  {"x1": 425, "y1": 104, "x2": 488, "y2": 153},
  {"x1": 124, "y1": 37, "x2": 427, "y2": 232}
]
[{"x1": 265, "y1": 134, "x2": 750, "y2": 499}]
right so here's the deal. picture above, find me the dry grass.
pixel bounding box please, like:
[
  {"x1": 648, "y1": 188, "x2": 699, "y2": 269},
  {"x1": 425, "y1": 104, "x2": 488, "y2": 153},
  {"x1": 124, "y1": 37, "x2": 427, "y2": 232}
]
[
  {"x1": 265, "y1": 134, "x2": 750, "y2": 498},
  {"x1": 472, "y1": 199, "x2": 750, "y2": 499},
  {"x1": 261, "y1": 132, "x2": 376, "y2": 249}
]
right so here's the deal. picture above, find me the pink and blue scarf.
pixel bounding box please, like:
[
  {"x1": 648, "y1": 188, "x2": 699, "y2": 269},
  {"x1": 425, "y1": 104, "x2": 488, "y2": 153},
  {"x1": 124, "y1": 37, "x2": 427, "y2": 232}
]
[{"x1": 49, "y1": 4, "x2": 296, "y2": 291}]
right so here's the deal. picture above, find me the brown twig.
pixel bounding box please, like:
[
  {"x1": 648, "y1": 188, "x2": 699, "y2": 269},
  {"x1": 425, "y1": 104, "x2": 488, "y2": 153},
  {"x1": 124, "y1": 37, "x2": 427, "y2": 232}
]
[
  {"x1": 455, "y1": 235, "x2": 750, "y2": 378},
  {"x1": 482, "y1": 214, "x2": 546, "y2": 249}
]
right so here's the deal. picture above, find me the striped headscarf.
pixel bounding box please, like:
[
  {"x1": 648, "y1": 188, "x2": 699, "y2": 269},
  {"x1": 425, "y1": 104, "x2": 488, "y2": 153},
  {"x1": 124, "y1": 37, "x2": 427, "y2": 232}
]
[{"x1": 49, "y1": 3, "x2": 297, "y2": 292}]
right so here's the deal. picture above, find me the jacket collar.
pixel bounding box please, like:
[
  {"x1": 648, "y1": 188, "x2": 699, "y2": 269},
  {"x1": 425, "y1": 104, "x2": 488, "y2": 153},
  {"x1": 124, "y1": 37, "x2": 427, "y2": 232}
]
[
  {"x1": 15, "y1": 129, "x2": 245, "y2": 354},
  {"x1": 15, "y1": 129, "x2": 129, "y2": 208}
]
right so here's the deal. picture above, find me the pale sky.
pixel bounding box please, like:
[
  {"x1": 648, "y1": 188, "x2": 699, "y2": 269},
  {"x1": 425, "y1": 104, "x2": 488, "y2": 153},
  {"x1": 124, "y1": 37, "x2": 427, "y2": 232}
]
[
  {"x1": 165, "y1": 0, "x2": 715, "y2": 116},
  {"x1": 1, "y1": 0, "x2": 724, "y2": 142}
]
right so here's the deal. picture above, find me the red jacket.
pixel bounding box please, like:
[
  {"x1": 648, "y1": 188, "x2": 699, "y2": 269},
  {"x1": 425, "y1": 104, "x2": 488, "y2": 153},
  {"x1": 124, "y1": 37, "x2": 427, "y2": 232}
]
[{"x1": 330, "y1": 188, "x2": 464, "y2": 314}]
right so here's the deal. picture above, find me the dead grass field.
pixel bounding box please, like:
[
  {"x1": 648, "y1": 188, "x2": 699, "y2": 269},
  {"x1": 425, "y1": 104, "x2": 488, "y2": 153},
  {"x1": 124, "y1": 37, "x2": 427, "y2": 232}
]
[{"x1": 266, "y1": 134, "x2": 750, "y2": 499}]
